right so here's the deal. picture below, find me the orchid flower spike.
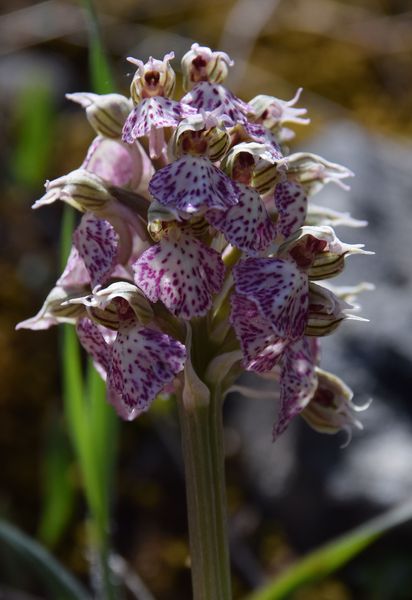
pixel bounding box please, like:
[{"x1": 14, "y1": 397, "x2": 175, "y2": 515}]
[{"x1": 18, "y1": 43, "x2": 371, "y2": 440}]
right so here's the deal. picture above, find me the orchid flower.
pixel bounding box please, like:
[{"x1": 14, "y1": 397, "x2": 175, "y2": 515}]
[
  {"x1": 122, "y1": 53, "x2": 196, "y2": 159},
  {"x1": 249, "y1": 87, "x2": 310, "y2": 142}
]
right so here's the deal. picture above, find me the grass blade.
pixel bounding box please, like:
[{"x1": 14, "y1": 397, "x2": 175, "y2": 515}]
[
  {"x1": 87, "y1": 362, "x2": 119, "y2": 518},
  {"x1": 81, "y1": 0, "x2": 114, "y2": 94},
  {"x1": 246, "y1": 501, "x2": 412, "y2": 600},
  {"x1": 37, "y1": 419, "x2": 75, "y2": 547},
  {"x1": 12, "y1": 83, "x2": 55, "y2": 188},
  {"x1": 0, "y1": 520, "x2": 91, "y2": 600}
]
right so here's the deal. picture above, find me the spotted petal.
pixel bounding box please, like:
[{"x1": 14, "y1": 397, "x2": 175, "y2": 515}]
[
  {"x1": 149, "y1": 155, "x2": 238, "y2": 214},
  {"x1": 108, "y1": 321, "x2": 186, "y2": 420},
  {"x1": 206, "y1": 182, "x2": 275, "y2": 253},
  {"x1": 73, "y1": 212, "x2": 119, "y2": 289},
  {"x1": 133, "y1": 230, "x2": 224, "y2": 318},
  {"x1": 274, "y1": 337, "x2": 318, "y2": 439},
  {"x1": 76, "y1": 317, "x2": 114, "y2": 380},
  {"x1": 122, "y1": 97, "x2": 196, "y2": 144},
  {"x1": 233, "y1": 258, "x2": 308, "y2": 341},
  {"x1": 181, "y1": 82, "x2": 252, "y2": 125},
  {"x1": 57, "y1": 246, "x2": 90, "y2": 288},
  {"x1": 274, "y1": 180, "x2": 307, "y2": 239},
  {"x1": 230, "y1": 294, "x2": 287, "y2": 372}
]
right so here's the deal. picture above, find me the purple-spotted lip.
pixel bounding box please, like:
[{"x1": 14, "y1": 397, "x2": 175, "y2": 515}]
[
  {"x1": 73, "y1": 212, "x2": 120, "y2": 289},
  {"x1": 205, "y1": 182, "x2": 275, "y2": 254},
  {"x1": 230, "y1": 293, "x2": 288, "y2": 373},
  {"x1": 133, "y1": 229, "x2": 225, "y2": 319},
  {"x1": 122, "y1": 97, "x2": 197, "y2": 143},
  {"x1": 181, "y1": 82, "x2": 254, "y2": 126},
  {"x1": 148, "y1": 155, "x2": 239, "y2": 214},
  {"x1": 76, "y1": 315, "x2": 186, "y2": 421},
  {"x1": 274, "y1": 180, "x2": 308, "y2": 240},
  {"x1": 273, "y1": 336, "x2": 318, "y2": 439},
  {"x1": 232, "y1": 257, "x2": 309, "y2": 341}
]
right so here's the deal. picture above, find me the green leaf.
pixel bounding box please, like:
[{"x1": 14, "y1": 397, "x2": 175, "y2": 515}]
[
  {"x1": 81, "y1": 0, "x2": 115, "y2": 94},
  {"x1": 12, "y1": 83, "x2": 55, "y2": 188},
  {"x1": 60, "y1": 204, "x2": 77, "y2": 270},
  {"x1": 87, "y1": 361, "x2": 119, "y2": 519},
  {"x1": 0, "y1": 519, "x2": 91, "y2": 600},
  {"x1": 246, "y1": 501, "x2": 412, "y2": 600},
  {"x1": 61, "y1": 324, "x2": 109, "y2": 538},
  {"x1": 37, "y1": 418, "x2": 76, "y2": 548}
]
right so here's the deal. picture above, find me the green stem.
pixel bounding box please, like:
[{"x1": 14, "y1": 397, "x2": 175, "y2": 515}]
[{"x1": 178, "y1": 388, "x2": 232, "y2": 600}]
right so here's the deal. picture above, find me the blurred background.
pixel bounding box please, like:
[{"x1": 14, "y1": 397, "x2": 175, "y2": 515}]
[{"x1": 1, "y1": 0, "x2": 412, "y2": 598}]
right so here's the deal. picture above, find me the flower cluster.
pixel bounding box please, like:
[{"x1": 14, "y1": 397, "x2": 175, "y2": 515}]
[{"x1": 18, "y1": 44, "x2": 372, "y2": 440}]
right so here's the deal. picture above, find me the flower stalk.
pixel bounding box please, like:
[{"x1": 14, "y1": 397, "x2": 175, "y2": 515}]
[{"x1": 178, "y1": 386, "x2": 232, "y2": 600}]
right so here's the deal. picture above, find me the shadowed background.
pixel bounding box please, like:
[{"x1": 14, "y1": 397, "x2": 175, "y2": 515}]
[{"x1": 1, "y1": 0, "x2": 412, "y2": 598}]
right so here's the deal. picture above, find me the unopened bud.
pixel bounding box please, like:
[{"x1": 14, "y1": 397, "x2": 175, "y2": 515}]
[
  {"x1": 320, "y1": 282, "x2": 374, "y2": 311},
  {"x1": 16, "y1": 286, "x2": 87, "y2": 331},
  {"x1": 301, "y1": 368, "x2": 371, "y2": 442},
  {"x1": 33, "y1": 169, "x2": 114, "y2": 213},
  {"x1": 69, "y1": 281, "x2": 154, "y2": 328},
  {"x1": 305, "y1": 283, "x2": 365, "y2": 336},
  {"x1": 66, "y1": 92, "x2": 132, "y2": 138},
  {"x1": 307, "y1": 204, "x2": 367, "y2": 228},
  {"x1": 282, "y1": 152, "x2": 354, "y2": 195},
  {"x1": 249, "y1": 89, "x2": 309, "y2": 135}
]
